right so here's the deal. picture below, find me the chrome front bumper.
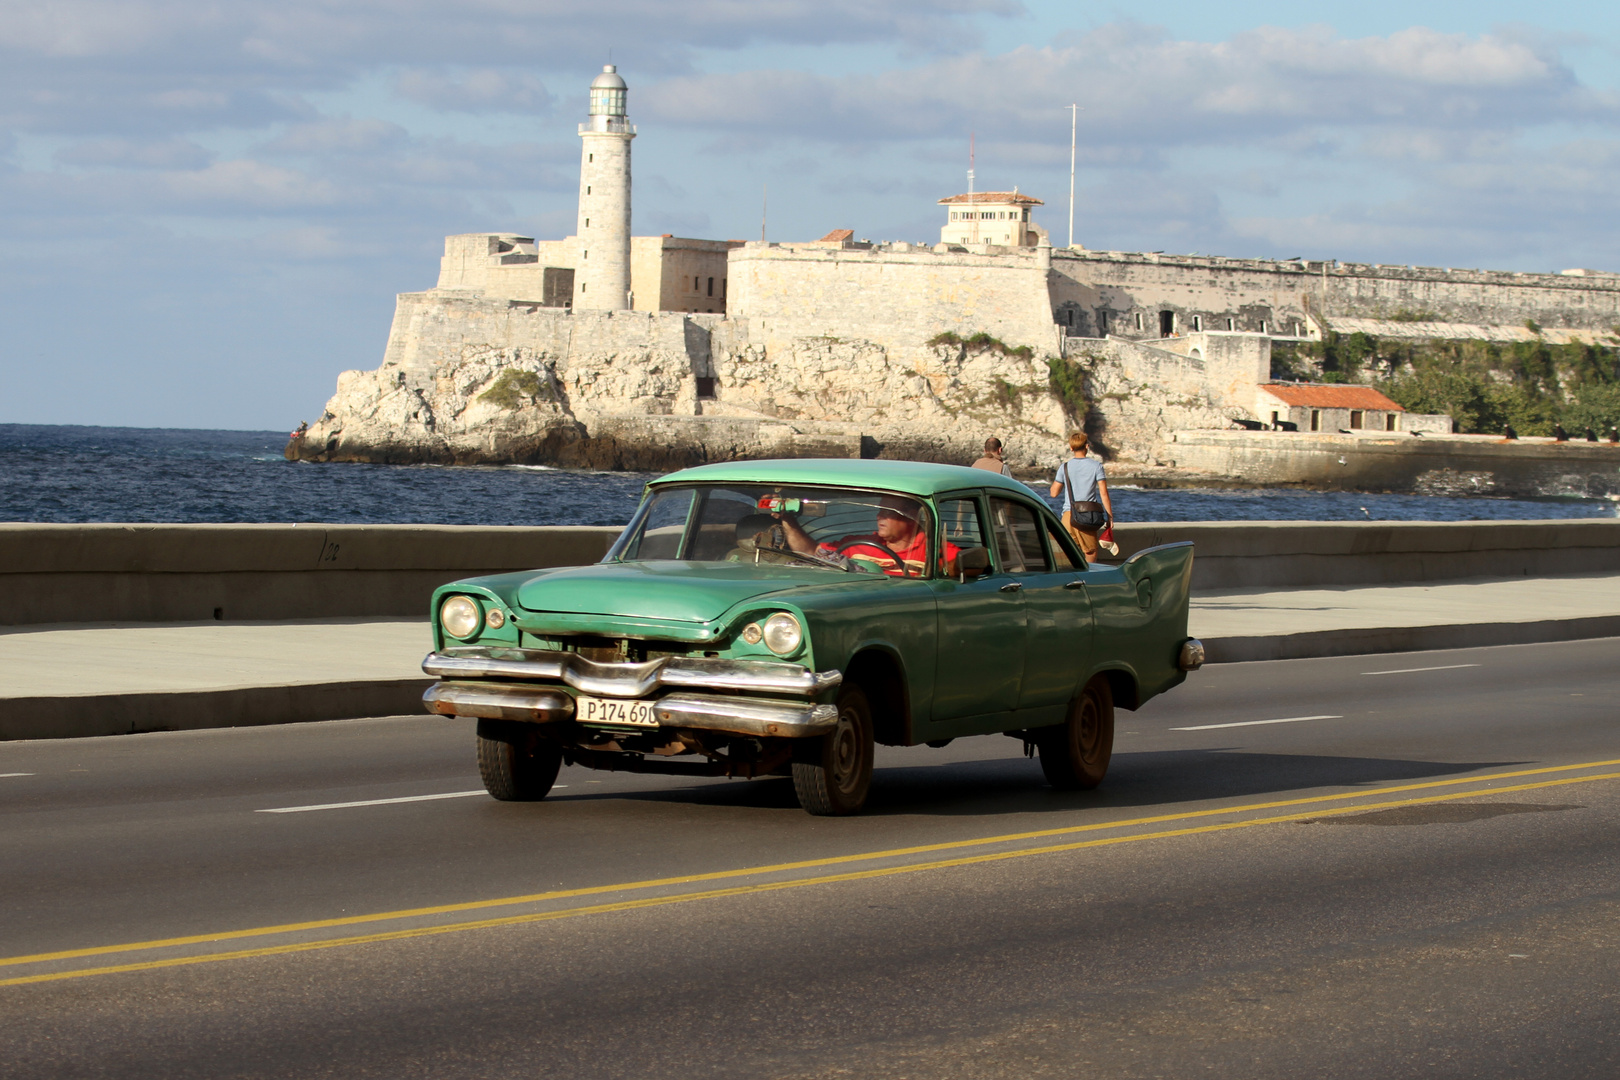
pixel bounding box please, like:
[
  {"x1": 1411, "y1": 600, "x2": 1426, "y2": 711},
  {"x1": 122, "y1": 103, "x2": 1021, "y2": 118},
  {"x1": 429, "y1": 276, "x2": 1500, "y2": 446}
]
[
  {"x1": 424, "y1": 647, "x2": 841, "y2": 698},
  {"x1": 422, "y1": 682, "x2": 839, "y2": 738}
]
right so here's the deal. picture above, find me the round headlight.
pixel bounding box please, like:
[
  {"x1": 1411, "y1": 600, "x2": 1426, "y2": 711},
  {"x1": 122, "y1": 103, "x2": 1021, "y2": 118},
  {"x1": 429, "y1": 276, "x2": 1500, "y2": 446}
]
[
  {"x1": 440, "y1": 596, "x2": 481, "y2": 639},
  {"x1": 741, "y1": 622, "x2": 764, "y2": 645},
  {"x1": 761, "y1": 612, "x2": 803, "y2": 656}
]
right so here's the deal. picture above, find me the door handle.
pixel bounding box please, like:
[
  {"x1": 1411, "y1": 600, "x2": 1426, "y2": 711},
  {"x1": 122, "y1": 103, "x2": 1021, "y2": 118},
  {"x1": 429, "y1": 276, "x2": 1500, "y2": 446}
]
[
  {"x1": 1063, "y1": 579, "x2": 1085, "y2": 589},
  {"x1": 999, "y1": 582, "x2": 1023, "y2": 593}
]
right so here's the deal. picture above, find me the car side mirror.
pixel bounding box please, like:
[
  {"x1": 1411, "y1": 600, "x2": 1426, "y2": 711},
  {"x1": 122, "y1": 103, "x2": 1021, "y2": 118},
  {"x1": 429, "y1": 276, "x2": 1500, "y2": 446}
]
[{"x1": 956, "y1": 546, "x2": 990, "y2": 583}]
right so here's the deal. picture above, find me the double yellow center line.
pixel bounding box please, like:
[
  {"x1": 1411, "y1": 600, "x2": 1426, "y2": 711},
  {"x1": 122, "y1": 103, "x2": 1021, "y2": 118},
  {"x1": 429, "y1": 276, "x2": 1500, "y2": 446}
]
[{"x1": 5, "y1": 757, "x2": 1618, "y2": 988}]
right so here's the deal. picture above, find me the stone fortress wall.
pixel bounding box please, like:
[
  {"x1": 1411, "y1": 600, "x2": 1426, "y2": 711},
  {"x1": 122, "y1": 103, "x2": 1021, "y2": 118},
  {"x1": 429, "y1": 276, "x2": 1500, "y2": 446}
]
[
  {"x1": 288, "y1": 64, "x2": 1620, "y2": 494},
  {"x1": 300, "y1": 230, "x2": 1620, "y2": 487},
  {"x1": 1048, "y1": 250, "x2": 1620, "y2": 341}
]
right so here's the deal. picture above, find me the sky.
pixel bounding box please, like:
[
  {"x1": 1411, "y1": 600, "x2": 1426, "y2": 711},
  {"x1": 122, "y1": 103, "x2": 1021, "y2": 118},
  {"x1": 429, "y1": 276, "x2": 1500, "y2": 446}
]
[{"x1": 1, "y1": 1, "x2": 1616, "y2": 431}]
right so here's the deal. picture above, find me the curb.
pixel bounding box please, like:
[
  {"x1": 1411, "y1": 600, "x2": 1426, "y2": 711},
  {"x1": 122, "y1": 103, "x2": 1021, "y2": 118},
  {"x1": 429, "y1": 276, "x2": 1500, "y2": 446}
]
[
  {"x1": 1203, "y1": 615, "x2": 1620, "y2": 664},
  {"x1": 0, "y1": 678, "x2": 434, "y2": 741},
  {"x1": 5, "y1": 616, "x2": 1618, "y2": 740}
]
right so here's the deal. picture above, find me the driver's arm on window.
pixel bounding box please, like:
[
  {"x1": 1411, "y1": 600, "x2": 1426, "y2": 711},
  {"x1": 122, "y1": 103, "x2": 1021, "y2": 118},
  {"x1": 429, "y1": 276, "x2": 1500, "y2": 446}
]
[{"x1": 775, "y1": 513, "x2": 816, "y2": 555}]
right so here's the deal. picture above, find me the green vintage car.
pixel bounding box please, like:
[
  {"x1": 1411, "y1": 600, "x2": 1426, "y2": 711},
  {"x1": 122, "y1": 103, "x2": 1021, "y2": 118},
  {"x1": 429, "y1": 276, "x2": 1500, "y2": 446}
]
[{"x1": 422, "y1": 460, "x2": 1203, "y2": 815}]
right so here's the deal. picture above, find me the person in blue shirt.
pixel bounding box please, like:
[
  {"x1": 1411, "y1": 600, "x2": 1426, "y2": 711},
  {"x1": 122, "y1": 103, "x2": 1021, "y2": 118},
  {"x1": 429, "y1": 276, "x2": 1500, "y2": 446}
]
[{"x1": 1049, "y1": 431, "x2": 1114, "y2": 558}]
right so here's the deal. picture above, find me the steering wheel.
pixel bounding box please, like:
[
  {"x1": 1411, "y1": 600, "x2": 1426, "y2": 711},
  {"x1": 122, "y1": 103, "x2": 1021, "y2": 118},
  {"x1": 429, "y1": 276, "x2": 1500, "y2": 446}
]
[{"x1": 836, "y1": 538, "x2": 910, "y2": 577}]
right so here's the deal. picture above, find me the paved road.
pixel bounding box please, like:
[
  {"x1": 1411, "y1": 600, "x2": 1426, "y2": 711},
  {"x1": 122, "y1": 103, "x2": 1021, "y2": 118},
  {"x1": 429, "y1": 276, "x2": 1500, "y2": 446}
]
[{"x1": 3, "y1": 638, "x2": 1619, "y2": 1078}]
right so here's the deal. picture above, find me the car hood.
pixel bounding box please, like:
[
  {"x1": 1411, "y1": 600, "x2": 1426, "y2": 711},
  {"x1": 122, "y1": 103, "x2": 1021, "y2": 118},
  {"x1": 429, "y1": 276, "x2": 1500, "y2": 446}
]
[{"x1": 515, "y1": 560, "x2": 837, "y2": 623}]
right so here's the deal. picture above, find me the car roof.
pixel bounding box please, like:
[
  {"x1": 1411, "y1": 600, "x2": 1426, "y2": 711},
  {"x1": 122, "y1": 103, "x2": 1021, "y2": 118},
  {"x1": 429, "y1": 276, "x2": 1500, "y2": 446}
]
[{"x1": 652, "y1": 458, "x2": 1037, "y2": 499}]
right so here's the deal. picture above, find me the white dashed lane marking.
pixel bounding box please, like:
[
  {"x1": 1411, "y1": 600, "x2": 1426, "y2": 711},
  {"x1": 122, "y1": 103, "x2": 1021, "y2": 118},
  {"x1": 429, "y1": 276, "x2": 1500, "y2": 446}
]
[
  {"x1": 257, "y1": 791, "x2": 488, "y2": 814},
  {"x1": 1171, "y1": 715, "x2": 1342, "y2": 732},
  {"x1": 1362, "y1": 663, "x2": 1482, "y2": 676}
]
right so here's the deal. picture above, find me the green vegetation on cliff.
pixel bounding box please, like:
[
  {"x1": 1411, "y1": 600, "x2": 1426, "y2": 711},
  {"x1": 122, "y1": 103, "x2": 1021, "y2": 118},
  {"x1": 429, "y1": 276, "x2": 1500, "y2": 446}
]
[
  {"x1": 927, "y1": 331, "x2": 1034, "y2": 360},
  {"x1": 1045, "y1": 356, "x2": 1090, "y2": 422},
  {"x1": 478, "y1": 368, "x2": 556, "y2": 410},
  {"x1": 1273, "y1": 332, "x2": 1620, "y2": 436}
]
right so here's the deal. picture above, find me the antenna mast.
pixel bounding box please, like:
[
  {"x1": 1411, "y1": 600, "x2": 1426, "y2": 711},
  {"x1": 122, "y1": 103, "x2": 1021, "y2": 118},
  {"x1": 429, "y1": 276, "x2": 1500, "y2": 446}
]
[
  {"x1": 968, "y1": 132, "x2": 978, "y2": 244},
  {"x1": 760, "y1": 184, "x2": 767, "y2": 243}
]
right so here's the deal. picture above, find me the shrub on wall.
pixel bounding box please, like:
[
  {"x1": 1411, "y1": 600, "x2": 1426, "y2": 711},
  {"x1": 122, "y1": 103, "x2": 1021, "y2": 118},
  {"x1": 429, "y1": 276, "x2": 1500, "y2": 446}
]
[
  {"x1": 1046, "y1": 356, "x2": 1090, "y2": 421},
  {"x1": 478, "y1": 368, "x2": 555, "y2": 410},
  {"x1": 927, "y1": 331, "x2": 1034, "y2": 360}
]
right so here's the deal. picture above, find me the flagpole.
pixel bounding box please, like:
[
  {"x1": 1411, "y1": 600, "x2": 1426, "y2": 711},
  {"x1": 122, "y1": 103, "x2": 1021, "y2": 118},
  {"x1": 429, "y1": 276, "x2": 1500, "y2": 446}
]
[{"x1": 1067, "y1": 104, "x2": 1078, "y2": 249}]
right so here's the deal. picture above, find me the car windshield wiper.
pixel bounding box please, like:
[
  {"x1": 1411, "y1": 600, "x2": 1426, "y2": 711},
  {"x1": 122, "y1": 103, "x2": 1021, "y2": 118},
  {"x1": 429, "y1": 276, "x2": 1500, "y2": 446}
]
[{"x1": 756, "y1": 544, "x2": 856, "y2": 572}]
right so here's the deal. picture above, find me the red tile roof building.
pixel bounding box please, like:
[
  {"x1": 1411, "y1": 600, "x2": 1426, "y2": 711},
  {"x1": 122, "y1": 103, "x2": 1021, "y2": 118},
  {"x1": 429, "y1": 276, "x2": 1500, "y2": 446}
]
[
  {"x1": 1258, "y1": 384, "x2": 1403, "y2": 411},
  {"x1": 1256, "y1": 383, "x2": 1416, "y2": 432}
]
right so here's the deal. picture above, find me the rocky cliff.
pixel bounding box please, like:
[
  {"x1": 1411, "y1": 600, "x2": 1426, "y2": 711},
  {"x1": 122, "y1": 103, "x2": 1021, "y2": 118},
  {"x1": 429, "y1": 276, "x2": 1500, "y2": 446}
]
[{"x1": 285, "y1": 290, "x2": 1110, "y2": 472}]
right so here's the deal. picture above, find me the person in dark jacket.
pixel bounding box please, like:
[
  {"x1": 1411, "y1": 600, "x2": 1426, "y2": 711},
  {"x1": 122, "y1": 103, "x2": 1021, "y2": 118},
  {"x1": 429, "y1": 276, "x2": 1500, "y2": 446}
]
[{"x1": 970, "y1": 437, "x2": 1013, "y2": 476}]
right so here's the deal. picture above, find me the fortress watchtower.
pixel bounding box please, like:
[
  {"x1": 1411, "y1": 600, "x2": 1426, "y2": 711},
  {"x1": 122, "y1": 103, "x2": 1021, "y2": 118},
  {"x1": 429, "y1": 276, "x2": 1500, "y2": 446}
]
[{"x1": 575, "y1": 64, "x2": 635, "y2": 310}]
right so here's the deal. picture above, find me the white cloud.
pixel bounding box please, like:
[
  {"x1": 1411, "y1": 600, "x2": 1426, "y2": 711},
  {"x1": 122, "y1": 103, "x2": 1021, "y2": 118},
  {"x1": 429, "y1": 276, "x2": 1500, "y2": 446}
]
[
  {"x1": 55, "y1": 135, "x2": 212, "y2": 169},
  {"x1": 395, "y1": 68, "x2": 553, "y2": 113},
  {"x1": 645, "y1": 23, "x2": 1617, "y2": 147},
  {"x1": 259, "y1": 118, "x2": 411, "y2": 156}
]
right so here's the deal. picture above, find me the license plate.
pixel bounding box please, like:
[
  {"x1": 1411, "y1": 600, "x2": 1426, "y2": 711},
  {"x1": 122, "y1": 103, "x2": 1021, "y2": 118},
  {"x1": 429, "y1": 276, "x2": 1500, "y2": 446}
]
[{"x1": 574, "y1": 694, "x2": 659, "y2": 728}]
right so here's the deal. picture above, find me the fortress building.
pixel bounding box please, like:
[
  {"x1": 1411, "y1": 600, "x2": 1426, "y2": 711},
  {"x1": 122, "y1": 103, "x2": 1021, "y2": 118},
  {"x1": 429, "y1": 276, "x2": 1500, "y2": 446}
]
[
  {"x1": 291, "y1": 64, "x2": 1620, "y2": 496},
  {"x1": 433, "y1": 66, "x2": 736, "y2": 316},
  {"x1": 938, "y1": 191, "x2": 1045, "y2": 248}
]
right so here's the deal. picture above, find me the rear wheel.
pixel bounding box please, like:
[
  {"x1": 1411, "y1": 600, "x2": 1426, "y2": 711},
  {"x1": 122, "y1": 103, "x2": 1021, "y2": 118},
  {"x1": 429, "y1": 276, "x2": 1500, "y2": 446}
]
[
  {"x1": 1039, "y1": 676, "x2": 1115, "y2": 790},
  {"x1": 477, "y1": 719, "x2": 563, "y2": 801},
  {"x1": 793, "y1": 684, "x2": 875, "y2": 816}
]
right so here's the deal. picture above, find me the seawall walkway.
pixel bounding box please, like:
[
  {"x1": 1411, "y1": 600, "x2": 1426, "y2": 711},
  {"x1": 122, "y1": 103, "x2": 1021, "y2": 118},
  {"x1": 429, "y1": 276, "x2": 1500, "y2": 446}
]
[{"x1": 5, "y1": 571, "x2": 1617, "y2": 740}]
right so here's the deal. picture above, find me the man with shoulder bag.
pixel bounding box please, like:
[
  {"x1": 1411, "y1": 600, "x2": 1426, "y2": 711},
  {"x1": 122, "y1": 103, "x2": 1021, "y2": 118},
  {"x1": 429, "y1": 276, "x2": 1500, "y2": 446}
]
[{"x1": 1050, "y1": 431, "x2": 1116, "y2": 559}]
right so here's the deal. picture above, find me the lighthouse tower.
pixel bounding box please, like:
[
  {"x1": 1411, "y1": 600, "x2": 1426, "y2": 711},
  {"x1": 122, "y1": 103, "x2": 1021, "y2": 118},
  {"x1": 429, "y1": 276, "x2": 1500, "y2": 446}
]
[{"x1": 574, "y1": 65, "x2": 635, "y2": 310}]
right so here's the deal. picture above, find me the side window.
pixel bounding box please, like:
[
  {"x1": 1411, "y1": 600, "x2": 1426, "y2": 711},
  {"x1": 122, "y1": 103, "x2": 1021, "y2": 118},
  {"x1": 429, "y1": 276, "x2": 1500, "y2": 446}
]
[
  {"x1": 1046, "y1": 521, "x2": 1080, "y2": 570},
  {"x1": 939, "y1": 497, "x2": 990, "y2": 580},
  {"x1": 991, "y1": 499, "x2": 1050, "y2": 574}
]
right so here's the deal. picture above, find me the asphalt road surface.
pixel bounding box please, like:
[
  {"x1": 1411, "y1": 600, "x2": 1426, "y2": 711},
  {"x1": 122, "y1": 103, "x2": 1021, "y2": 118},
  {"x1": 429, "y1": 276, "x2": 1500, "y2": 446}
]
[{"x1": 3, "y1": 638, "x2": 1619, "y2": 1079}]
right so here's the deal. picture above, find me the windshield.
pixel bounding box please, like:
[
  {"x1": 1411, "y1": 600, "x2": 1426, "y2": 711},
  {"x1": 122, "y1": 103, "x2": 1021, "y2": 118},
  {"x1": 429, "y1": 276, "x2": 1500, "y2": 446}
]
[{"x1": 612, "y1": 484, "x2": 941, "y2": 576}]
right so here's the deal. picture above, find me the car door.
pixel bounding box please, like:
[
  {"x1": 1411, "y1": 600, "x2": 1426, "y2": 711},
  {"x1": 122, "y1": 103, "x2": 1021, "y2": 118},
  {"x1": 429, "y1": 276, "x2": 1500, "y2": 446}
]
[
  {"x1": 986, "y1": 496, "x2": 1095, "y2": 718},
  {"x1": 925, "y1": 493, "x2": 1025, "y2": 733}
]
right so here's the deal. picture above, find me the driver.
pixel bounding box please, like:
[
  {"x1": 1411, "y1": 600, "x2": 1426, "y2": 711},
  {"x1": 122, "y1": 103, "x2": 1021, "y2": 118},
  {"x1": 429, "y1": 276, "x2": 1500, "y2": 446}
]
[{"x1": 778, "y1": 495, "x2": 956, "y2": 576}]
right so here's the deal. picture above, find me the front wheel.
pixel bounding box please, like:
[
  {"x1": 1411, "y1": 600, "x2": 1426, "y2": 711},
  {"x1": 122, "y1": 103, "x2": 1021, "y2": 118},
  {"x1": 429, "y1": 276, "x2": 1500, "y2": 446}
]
[
  {"x1": 1039, "y1": 676, "x2": 1115, "y2": 790},
  {"x1": 477, "y1": 719, "x2": 563, "y2": 801},
  {"x1": 793, "y1": 684, "x2": 875, "y2": 816}
]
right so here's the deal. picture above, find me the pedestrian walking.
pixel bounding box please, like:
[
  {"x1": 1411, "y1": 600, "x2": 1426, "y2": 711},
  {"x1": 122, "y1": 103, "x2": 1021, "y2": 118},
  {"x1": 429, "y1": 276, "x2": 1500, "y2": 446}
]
[
  {"x1": 1050, "y1": 431, "x2": 1114, "y2": 559},
  {"x1": 970, "y1": 437, "x2": 1013, "y2": 477}
]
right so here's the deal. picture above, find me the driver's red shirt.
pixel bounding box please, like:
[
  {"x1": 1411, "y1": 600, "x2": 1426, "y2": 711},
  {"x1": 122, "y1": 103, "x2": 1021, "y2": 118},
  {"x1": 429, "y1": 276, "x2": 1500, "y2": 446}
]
[{"x1": 817, "y1": 531, "x2": 959, "y2": 576}]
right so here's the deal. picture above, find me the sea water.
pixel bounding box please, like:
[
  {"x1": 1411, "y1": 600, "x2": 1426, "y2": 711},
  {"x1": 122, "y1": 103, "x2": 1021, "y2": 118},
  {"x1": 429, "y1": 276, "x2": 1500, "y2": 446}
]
[{"x1": 1, "y1": 424, "x2": 1613, "y2": 526}]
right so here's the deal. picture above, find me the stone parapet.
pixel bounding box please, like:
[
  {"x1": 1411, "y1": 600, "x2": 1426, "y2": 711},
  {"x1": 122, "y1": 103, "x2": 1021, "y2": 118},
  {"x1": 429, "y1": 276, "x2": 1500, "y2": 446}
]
[
  {"x1": 0, "y1": 523, "x2": 622, "y2": 625},
  {"x1": 1166, "y1": 429, "x2": 1620, "y2": 499},
  {"x1": 6, "y1": 520, "x2": 1618, "y2": 625},
  {"x1": 1113, "y1": 519, "x2": 1620, "y2": 589}
]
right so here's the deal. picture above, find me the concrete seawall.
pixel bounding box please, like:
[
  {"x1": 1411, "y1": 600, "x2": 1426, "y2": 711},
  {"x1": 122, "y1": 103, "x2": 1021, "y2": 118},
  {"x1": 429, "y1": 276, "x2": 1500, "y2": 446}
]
[
  {"x1": 3, "y1": 519, "x2": 1617, "y2": 625},
  {"x1": 1169, "y1": 430, "x2": 1620, "y2": 499},
  {"x1": 1115, "y1": 519, "x2": 1620, "y2": 589},
  {"x1": 0, "y1": 524, "x2": 621, "y2": 625}
]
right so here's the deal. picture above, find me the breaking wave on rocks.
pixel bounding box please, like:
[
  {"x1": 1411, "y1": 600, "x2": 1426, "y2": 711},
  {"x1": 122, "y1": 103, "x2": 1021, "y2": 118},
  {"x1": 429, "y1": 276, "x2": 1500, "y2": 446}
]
[{"x1": 2, "y1": 424, "x2": 1614, "y2": 525}]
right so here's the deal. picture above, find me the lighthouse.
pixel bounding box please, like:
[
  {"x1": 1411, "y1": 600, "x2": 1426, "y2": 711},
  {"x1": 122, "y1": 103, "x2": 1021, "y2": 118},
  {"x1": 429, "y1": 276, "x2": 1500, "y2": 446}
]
[{"x1": 574, "y1": 65, "x2": 635, "y2": 311}]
